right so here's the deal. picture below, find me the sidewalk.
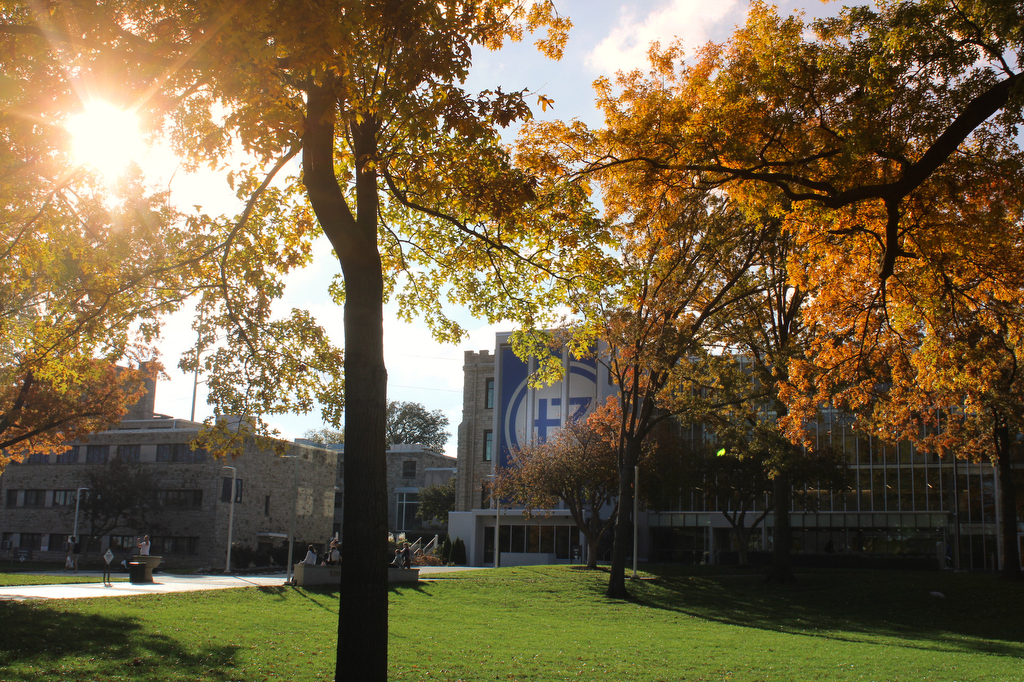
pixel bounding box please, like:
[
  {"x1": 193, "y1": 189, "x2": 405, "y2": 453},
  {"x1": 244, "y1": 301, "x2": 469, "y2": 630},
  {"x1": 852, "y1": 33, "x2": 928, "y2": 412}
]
[{"x1": 0, "y1": 565, "x2": 486, "y2": 601}]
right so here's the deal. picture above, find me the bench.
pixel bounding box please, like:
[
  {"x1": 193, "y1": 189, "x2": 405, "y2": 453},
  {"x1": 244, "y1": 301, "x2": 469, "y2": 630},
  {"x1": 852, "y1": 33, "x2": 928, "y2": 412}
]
[{"x1": 292, "y1": 563, "x2": 419, "y2": 586}]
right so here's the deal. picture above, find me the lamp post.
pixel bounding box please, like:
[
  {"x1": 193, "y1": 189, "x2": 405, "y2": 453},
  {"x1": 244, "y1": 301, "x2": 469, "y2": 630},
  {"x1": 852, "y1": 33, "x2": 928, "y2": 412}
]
[
  {"x1": 222, "y1": 466, "x2": 237, "y2": 573},
  {"x1": 72, "y1": 487, "x2": 89, "y2": 544},
  {"x1": 281, "y1": 455, "x2": 299, "y2": 585}
]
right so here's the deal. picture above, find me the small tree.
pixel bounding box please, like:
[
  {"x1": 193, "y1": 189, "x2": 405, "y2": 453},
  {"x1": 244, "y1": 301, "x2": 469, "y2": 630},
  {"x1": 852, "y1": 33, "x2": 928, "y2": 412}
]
[
  {"x1": 79, "y1": 459, "x2": 159, "y2": 557},
  {"x1": 450, "y1": 538, "x2": 467, "y2": 566},
  {"x1": 494, "y1": 404, "x2": 622, "y2": 569},
  {"x1": 417, "y1": 477, "x2": 456, "y2": 526}
]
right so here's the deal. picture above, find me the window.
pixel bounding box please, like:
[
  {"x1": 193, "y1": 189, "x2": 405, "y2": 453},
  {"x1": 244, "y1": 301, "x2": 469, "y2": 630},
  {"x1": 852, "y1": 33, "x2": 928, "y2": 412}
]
[
  {"x1": 109, "y1": 535, "x2": 135, "y2": 551},
  {"x1": 55, "y1": 447, "x2": 79, "y2": 464},
  {"x1": 221, "y1": 477, "x2": 243, "y2": 503},
  {"x1": 85, "y1": 444, "x2": 109, "y2": 464},
  {"x1": 157, "y1": 490, "x2": 203, "y2": 508},
  {"x1": 51, "y1": 534, "x2": 71, "y2": 551},
  {"x1": 485, "y1": 378, "x2": 495, "y2": 409},
  {"x1": 480, "y1": 480, "x2": 491, "y2": 508},
  {"x1": 402, "y1": 461, "x2": 416, "y2": 478},
  {"x1": 19, "y1": 533, "x2": 43, "y2": 550},
  {"x1": 52, "y1": 490, "x2": 77, "y2": 507},
  {"x1": 396, "y1": 492, "x2": 420, "y2": 531},
  {"x1": 483, "y1": 431, "x2": 493, "y2": 462},
  {"x1": 334, "y1": 491, "x2": 343, "y2": 508},
  {"x1": 264, "y1": 495, "x2": 271, "y2": 516},
  {"x1": 157, "y1": 443, "x2": 207, "y2": 462},
  {"x1": 23, "y1": 490, "x2": 45, "y2": 507},
  {"x1": 25, "y1": 453, "x2": 48, "y2": 464},
  {"x1": 6, "y1": 489, "x2": 17, "y2": 508},
  {"x1": 151, "y1": 536, "x2": 200, "y2": 555},
  {"x1": 117, "y1": 444, "x2": 141, "y2": 462}
]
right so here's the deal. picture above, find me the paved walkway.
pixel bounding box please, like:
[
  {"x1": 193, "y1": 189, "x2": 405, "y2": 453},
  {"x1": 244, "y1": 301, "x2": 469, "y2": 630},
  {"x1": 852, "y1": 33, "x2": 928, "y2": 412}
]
[{"x1": 0, "y1": 566, "x2": 486, "y2": 602}]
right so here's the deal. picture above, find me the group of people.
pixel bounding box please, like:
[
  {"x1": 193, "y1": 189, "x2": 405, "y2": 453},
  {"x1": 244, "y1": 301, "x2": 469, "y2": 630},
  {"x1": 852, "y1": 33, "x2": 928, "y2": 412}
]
[
  {"x1": 390, "y1": 542, "x2": 413, "y2": 569},
  {"x1": 301, "y1": 538, "x2": 341, "y2": 566},
  {"x1": 297, "y1": 540, "x2": 416, "y2": 569}
]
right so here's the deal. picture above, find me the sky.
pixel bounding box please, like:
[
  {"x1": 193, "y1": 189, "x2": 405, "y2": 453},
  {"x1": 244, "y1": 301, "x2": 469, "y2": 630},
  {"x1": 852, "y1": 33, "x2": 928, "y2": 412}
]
[{"x1": 145, "y1": 0, "x2": 840, "y2": 457}]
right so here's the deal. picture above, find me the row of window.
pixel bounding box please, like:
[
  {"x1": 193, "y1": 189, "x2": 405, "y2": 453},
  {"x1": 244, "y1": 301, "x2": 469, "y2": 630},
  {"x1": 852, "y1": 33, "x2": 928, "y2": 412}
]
[
  {"x1": 20, "y1": 443, "x2": 209, "y2": 465},
  {"x1": 6, "y1": 488, "x2": 207, "y2": 509},
  {"x1": 2, "y1": 532, "x2": 200, "y2": 555}
]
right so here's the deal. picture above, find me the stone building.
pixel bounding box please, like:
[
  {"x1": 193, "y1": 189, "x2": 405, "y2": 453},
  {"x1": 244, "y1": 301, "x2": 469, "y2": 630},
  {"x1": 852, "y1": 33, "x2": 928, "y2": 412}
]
[
  {"x1": 1, "y1": 399, "x2": 338, "y2": 571},
  {"x1": 385, "y1": 443, "x2": 456, "y2": 538},
  {"x1": 454, "y1": 349, "x2": 495, "y2": 514}
]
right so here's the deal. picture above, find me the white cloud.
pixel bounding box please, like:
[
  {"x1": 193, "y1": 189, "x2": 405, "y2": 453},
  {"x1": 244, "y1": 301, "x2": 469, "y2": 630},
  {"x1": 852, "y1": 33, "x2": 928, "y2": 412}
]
[{"x1": 587, "y1": 0, "x2": 746, "y2": 75}]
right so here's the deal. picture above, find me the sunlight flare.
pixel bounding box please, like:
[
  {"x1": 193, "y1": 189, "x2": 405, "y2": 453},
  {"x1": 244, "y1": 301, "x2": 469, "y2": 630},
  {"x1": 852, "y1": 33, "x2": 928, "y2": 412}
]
[{"x1": 66, "y1": 101, "x2": 146, "y2": 179}]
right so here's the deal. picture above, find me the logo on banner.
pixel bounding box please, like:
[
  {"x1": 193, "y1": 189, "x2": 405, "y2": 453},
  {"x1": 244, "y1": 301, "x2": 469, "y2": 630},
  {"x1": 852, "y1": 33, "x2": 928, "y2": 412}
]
[{"x1": 503, "y1": 359, "x2": 598, "y2": 452}]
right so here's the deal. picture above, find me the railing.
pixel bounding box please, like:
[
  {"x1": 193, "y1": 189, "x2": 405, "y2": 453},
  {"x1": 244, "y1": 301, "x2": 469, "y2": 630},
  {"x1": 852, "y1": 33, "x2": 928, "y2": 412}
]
[{"x1": 420, "y1": 535, "x2": 440, "y2": 555}]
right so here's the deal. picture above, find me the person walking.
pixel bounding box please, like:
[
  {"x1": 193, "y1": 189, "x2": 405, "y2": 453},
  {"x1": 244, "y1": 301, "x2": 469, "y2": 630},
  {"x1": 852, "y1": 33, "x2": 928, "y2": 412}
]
[{"x1": 65, "y1": 536, "x2": 80, "y2": 573}]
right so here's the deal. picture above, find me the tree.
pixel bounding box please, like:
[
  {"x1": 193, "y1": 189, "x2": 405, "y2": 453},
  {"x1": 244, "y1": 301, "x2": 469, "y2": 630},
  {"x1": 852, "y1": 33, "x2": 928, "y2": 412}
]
[
  {"x1": 0, "y1": 362, "x2": 156, "y2": 469},
  {"x1": 302, "y1": 427, "x2": 345, "y2": 447},
  {"x1": 553, "y1": 1, "x2": 1024, "y2": 286},
  {"x1": 494, "y1": 402, "x2": 622, "y2": 569},
  {"x1": 3, "y1": 3, "x2": 587, "y2": 679},
  {"x1": 79, "y1": 459, "x2": 159, "y2": 557},
  {"x1": 506, "y1": 184, "x2": 770, "y2": 596},
  {"x1": 699, "y1": 430, "x2": 774, "y2": 568},
  {"x1": 386, "y1": 400, "x2": 450, "y2": 453},
  {"x1": 416, "y1": 476, "x2": 456, "y2": 526},
  {"x1": 306, "y1": 400, "x2": 452, "y2": 453},
  {"x1": 0, "y1": 63, "x2": 203, "y2": 470},
  {"x1": 524, "y1": 0, "x2": 1024, "y2": 586}
]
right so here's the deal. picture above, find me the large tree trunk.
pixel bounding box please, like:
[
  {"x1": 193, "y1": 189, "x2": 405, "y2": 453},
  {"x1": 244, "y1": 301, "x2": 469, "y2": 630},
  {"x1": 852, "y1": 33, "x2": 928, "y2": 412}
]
[
  {"x1": 606, "y1": 437, "x2": 640, "y2": 599},
  {"x1": 995, "y1": 424, "x2": 1022, "y2": 580},
  {"x1": 303, "y1": 82, "x2": 389, "y2": 682},
  {"x1": 766, "y1": 472, "x2": 794, "y2": 583}
]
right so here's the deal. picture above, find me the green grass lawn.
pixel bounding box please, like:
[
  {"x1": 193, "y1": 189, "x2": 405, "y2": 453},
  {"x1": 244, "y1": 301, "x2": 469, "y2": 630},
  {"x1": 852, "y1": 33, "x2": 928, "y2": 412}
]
[
  {"x1": 0, "y1": 565, "x2": 1021, "y2": 681},
  {"x1": 0, "y1": 573, "x2": 127, "y2": 586}
]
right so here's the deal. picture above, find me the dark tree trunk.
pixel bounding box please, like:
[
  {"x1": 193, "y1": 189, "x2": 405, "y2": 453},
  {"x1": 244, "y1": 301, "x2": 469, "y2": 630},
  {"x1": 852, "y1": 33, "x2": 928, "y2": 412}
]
[
  {"x1": 303, "y1": 82, "x2": 389, "y2": 682},
  {"x1": 995, "y1": 424, "x2": 1022, "y2": 580},
  {"x1": 606, "y1": 437, "x2": 640, "y2": 599},
  {"x1": 766, "y1": 472, "x2": 794, "y2": 583}
]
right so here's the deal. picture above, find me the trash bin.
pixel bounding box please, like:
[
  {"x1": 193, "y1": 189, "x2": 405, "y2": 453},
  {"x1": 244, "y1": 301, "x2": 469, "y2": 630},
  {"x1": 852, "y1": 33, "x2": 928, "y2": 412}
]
[{"x1": 128, "y1": 561, "x2": 146, "y2": 584}]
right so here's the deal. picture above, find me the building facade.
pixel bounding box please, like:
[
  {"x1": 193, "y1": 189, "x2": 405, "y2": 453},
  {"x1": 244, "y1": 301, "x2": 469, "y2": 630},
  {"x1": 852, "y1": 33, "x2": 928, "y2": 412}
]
[
  {"x1": 0, "y1": 415, "x2": 338, "y2": 570},
  {"x1": 453, "y1": 334, "x2": 1024, "y2": 571},
  {"x1": 451, "y1": 333, "x2": 617, "y2": 566}
]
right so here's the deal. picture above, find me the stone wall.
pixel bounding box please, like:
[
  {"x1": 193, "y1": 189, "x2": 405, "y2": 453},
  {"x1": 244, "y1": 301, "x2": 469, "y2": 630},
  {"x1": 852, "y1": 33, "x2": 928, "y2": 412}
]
[{"x1": 455, "y1": 349, "x2": 495, "y2": 512}]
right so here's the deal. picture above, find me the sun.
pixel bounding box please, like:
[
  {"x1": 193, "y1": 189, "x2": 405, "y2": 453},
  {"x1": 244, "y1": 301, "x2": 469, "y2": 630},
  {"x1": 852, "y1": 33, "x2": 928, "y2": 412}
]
[{"x1": 65, "y1": 100, "x2": 146, "y2": 180}]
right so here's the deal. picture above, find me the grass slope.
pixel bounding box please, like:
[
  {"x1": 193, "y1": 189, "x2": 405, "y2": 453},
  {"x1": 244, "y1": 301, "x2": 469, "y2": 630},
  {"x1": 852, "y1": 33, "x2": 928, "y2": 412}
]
[{"x1": 0, "y1": 565, "x2": 1021, "y2": 681}]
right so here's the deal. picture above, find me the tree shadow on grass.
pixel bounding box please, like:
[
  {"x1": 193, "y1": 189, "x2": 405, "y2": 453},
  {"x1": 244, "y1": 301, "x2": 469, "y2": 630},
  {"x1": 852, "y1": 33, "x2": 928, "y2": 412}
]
[
  {"x1": 0, "y1": 601, "x2": 240, "y2": 681},
  {"x1": 623, "y1": 565, "x2": 1024, "y2": 659}
]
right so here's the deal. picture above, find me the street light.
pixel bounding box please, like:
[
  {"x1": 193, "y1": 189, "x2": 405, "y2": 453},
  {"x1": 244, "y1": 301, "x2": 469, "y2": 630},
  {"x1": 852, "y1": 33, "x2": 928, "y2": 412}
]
[
  {"x1": 222, "y1": 466, "x2": 237, "y2": 573},
  {"x1": 281, "y1": 455, "x2": 299, "y2": 585},
  {"x1": 72, "y1": 487, "x2": 90, "y2": 545}
]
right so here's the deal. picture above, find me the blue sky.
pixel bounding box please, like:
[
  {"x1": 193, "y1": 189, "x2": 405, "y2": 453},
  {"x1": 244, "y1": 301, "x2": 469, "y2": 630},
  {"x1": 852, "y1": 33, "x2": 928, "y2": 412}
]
[{"x1": 150, "y1": 0, "x2": 840, "y2": 456}]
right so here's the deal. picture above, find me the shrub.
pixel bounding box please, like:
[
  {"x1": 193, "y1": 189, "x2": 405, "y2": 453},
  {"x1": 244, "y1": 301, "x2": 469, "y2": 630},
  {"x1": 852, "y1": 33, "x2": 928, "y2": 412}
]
[
  {"x1": 440, "y1": 535, "x2": 452, "y2": 564},
  {"x1": 451, "y1": 537, "x2": 467, "y2": 566}
]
